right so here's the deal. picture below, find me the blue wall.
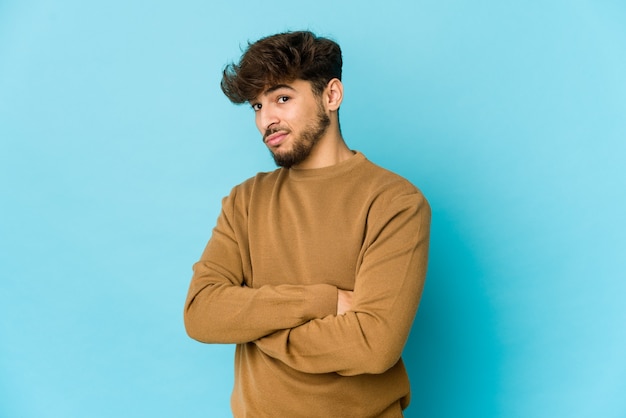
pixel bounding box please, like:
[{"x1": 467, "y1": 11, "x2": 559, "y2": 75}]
[{"x1": 1, "y1": 1, "x2": 625, "y2": 417}]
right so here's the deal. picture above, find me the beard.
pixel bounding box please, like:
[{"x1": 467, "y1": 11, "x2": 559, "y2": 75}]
[{"x1": 267, "y1": 106, "x2": 331, "y2": 169}]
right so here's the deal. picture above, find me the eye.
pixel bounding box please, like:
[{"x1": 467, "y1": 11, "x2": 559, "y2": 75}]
[
  {"x1": 277, "y1": 96, "x2": 290, "y2": 104},
  {"x1": 251, "y1": 103, "x2": 262, "y2": 111}
]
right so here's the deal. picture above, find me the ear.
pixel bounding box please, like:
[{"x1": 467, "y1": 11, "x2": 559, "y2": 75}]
[{"x1": 324, "y1": 78, "x2": 343, "y2": 111}]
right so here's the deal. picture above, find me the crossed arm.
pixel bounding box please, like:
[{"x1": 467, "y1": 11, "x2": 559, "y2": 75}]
[{"x1": 184, "y1": 189, "x2": 430, "y2": 375}]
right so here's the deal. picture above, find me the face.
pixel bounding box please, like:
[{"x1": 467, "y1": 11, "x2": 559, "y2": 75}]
[{"x1": 251, "y1": 79, "x2": 330, "y2": 168}]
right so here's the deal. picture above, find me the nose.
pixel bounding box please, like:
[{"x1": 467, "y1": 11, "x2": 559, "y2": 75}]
[{"x1": 256, "y1": 106, "x2": 279, "y2": 133}]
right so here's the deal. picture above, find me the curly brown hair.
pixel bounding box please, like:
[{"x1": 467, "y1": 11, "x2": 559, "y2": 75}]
[{"x1": 221, "y1": 31, "x2": 343, "y2": 104}]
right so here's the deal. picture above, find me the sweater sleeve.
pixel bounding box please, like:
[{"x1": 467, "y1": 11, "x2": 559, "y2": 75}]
[
  {"x1": 183, "y1": 186, "x2": 338, "y2": 344},
  {"x1": 253, "y1": 191, "x2": 431, "y2": 376}
]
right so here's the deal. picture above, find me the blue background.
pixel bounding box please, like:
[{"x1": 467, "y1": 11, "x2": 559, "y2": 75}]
[{"x1": 1, "y1": 1, "x2": 625, "y2": 417}]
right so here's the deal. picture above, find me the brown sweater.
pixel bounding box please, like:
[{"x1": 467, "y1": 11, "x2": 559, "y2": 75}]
[{"x1": 184, "y1": 151, "x2": 431, "y2": 418}]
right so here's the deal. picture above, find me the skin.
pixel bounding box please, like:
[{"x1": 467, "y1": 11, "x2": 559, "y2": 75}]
[{"x1": 251, "y1": 78, "x2": 355, "y2": 314}]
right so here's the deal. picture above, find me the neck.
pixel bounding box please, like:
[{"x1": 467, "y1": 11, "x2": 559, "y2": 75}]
[{"x1": 293, "y1": 128, "x2": 353, "y2": 170}]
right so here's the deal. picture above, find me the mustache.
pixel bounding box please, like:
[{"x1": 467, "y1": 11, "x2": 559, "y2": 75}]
[{"x1": 263, "y1": 127, "x2": 290, "y2": 142}]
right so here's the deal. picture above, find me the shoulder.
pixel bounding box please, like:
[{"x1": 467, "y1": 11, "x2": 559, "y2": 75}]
[
  {"x1": 357, "y1": 155, "x2": 428, "y2": 205},
  {"x1": 354, "y1": 156, "x2": 431, "y2": 236},
  {"x1": 223, "y1": 168, "x2": 284, "y2": 205},
  {"x1": 238, "y1": 169, "x2": 283, "y2": 191}
]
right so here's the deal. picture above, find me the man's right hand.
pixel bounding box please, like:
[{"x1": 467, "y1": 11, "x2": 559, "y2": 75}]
[{"x1": 337, "y1": 289, "x2": 354, "y2": 315}]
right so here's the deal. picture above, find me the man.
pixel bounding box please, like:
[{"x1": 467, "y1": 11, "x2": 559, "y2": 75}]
[{"x1": 184, "y1": 31, "x2": 431, "y2": 417}]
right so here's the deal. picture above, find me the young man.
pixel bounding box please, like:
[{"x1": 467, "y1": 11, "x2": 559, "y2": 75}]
[{"x1": 184, "y1": 31, "x2": 431, "y2": 417}]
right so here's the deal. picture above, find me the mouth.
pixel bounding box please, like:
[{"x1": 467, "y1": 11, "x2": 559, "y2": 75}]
[{"x1": 264, "y1": 130, "x2": 289, "y2": 147}]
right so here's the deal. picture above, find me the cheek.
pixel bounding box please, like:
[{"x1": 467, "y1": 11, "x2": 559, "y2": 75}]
[{"x1": 254, "y1": 114, "x2": 264, "y2": 133}]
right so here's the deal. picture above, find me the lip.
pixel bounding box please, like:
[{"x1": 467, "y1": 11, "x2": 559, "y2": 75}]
[{"x1": 265, "y1": 131, "x2": 288, "y2": 147}]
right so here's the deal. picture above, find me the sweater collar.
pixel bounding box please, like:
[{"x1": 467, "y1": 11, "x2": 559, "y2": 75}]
[{"x1": 285, "y1": 151, "x2": 365, "y2": 181}]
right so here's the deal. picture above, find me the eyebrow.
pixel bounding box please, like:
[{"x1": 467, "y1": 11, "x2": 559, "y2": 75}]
[{"x1": 263, "y1": 84, "x2": 296, "y2": 96}]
